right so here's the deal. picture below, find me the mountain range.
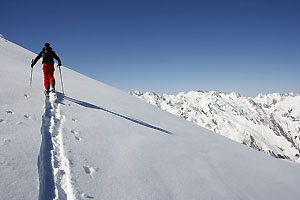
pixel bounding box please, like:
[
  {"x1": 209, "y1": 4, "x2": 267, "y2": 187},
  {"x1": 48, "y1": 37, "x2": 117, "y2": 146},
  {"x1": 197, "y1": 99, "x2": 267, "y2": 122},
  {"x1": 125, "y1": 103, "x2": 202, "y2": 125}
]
[{"x1": 131, "y1": 90, "x2": 300, "y2": 163}]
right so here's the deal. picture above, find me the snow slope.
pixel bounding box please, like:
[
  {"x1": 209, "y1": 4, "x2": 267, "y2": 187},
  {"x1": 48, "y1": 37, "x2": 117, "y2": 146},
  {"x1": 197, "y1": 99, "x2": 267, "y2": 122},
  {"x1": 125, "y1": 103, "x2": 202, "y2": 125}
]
[
  {"x1": 130, "y1": 91, "x2": 300, "y2": 163},
  {"x1": 1, "y1": 38, "x2": 300, "y2": 200}
]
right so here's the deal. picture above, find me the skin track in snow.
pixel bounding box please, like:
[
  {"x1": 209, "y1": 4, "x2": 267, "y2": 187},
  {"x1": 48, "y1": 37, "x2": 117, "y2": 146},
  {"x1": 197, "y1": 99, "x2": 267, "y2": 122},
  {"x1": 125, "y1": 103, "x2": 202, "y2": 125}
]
[{"x1": 38, "y1": 93, "x2": 76, "y2": 200}]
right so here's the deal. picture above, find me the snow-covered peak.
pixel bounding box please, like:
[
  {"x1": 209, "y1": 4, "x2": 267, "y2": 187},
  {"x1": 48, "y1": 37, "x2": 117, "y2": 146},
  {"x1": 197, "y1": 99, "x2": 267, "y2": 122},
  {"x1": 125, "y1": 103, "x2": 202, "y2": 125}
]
[
  {"x1": 130, "y1": 90, "x2": 143, "y2": 96},
  {"x1": 132, "y1": 90, "x2": 300, "y2": 162}
]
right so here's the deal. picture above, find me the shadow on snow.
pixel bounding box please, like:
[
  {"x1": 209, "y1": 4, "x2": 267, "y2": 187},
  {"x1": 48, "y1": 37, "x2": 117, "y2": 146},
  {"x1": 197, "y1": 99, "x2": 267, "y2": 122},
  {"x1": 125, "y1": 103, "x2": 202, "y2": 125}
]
[
  {"x1": 57, "y1": 92, "x2": 172, "y2": 135},
  {"x1": 37, "y1": 96, "x2": 57, "y2": 200}
]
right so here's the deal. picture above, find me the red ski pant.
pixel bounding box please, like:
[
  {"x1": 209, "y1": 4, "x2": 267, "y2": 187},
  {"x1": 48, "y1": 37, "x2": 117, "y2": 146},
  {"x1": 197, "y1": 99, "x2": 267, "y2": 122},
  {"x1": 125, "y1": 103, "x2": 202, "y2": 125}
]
[{"x1": 43, "y1": 63, "x2": 55, "y2": 90}]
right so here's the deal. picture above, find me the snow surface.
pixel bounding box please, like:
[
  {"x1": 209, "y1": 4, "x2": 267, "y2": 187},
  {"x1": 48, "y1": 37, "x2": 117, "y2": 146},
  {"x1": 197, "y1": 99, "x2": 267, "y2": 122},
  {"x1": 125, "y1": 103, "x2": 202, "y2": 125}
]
[{"x1": 1, "y1": 37, "x2": 300, "y2": 200}]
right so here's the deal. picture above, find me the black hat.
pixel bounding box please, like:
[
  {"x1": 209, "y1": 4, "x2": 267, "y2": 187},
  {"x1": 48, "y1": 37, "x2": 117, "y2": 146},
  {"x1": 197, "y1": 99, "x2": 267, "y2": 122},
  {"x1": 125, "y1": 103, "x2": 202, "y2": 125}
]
[{"x1": 44, "y1": 43, "x2": 50, "y2": 47}]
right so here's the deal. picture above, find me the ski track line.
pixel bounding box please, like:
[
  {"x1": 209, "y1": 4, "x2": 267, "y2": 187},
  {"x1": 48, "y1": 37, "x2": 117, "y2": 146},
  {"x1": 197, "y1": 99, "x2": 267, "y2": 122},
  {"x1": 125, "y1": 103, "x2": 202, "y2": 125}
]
[{"x1": 38, "y1": 93, "x2": 77, "y2": 200}]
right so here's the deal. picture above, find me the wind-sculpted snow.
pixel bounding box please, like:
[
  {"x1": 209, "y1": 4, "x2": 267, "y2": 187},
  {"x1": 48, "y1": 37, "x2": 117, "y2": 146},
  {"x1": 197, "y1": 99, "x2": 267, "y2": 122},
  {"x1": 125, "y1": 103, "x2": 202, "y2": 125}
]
[{"x1": 131, "y1": 91, "x2": 300, "y2": 162}]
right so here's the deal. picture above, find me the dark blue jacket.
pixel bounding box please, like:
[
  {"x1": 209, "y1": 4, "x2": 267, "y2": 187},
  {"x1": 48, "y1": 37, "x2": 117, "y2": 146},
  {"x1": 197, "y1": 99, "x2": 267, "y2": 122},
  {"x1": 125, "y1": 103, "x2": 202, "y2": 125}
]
[{"x1": 33, "y1": 47, "x2": 61, "y2": 66}]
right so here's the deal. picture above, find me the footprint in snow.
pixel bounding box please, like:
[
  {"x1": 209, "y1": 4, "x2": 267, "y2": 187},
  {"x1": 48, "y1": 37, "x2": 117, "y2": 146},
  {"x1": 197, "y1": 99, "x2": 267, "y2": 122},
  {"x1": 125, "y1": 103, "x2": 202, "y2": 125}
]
[
  {"x1": 24, "y1": 94, "x2": 29, "y2": 99},
  {"x1": 72, "y1": 117, "x2": 78, "y2": 122},
  {"x1": 70, "y1": 130, "x2": 82, "y2": 141},
  {"x1": 23, "y1": 114, "x2": 35, "y2": 120},
  {"x1": 70, "y1": 130, "x2": 79, "y2": 135},
  {"x1": 5, "y1": 110, "x2": 14, "y2": 115},
  {"x1": 23, "y1": 114, "x2": 32, "y2": 119},
  {"x1": 2, "y1": 138, "x2": 11, "y2": 145},
  {"x1": 0, "y1": 119, "x2": 5, "y2": 123},
  {"x1": 81, "y1": 193, "x2": 94, "y2": 199},
  {"x1": 83, "y1": 166, "x2": 99, "y2": 176},
  {"x1": 75, "y1": 136, "x2": 81, "y2": 141}
]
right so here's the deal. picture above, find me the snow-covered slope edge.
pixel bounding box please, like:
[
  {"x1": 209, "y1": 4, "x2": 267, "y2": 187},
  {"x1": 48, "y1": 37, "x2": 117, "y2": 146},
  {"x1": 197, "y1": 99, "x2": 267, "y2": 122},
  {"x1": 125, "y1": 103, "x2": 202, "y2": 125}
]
[
  {"x1": 1, "y1": 37, "x2": 300, "y2": 200},
  {"x1": 131, "y1": 90, "x2": 300, "y2": 163}
]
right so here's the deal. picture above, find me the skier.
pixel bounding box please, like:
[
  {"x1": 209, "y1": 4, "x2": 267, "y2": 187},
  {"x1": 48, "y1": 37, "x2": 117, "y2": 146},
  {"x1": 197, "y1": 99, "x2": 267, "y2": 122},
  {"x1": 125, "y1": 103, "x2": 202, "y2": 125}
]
[{"x1": 31, "y1": 42, "x2": 62, "y2": 95}]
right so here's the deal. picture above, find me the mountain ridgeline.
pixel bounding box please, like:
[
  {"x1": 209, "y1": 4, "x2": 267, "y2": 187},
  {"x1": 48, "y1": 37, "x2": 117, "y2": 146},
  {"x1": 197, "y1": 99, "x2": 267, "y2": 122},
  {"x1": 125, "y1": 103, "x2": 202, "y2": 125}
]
[{"x1": 131, "y1": 90, "x2": 300, "y2": 162}]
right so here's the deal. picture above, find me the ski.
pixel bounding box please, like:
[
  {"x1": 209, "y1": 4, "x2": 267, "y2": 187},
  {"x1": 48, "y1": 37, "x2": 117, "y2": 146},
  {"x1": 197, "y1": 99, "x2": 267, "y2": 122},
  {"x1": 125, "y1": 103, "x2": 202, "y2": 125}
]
[{"x1": 49, "y1": 91, "x2": 58, "y2": 103}]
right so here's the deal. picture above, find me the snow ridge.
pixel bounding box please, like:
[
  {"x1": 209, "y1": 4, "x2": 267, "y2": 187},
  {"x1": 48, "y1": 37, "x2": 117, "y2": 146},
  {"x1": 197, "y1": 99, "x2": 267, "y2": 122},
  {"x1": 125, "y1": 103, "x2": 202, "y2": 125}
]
[{"x1": 38, "y1": 93, "x2": 76, "y2": 200}]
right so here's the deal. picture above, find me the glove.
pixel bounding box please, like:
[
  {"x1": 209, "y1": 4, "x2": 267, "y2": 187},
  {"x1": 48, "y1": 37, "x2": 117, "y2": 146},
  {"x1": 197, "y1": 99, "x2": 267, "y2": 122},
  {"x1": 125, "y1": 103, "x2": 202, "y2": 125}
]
[
  {"x1": 31, "y1": 59, "x2": 35, "y2": 68},
  {"x1": 58, "y1": 63, "x2": 61, "y2": 67}
]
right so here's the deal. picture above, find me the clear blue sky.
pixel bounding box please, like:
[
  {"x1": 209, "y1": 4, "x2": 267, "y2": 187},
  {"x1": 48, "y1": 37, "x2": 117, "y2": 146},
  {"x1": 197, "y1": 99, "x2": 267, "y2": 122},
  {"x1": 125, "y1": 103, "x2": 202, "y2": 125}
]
[{"x1": 1, "y1": 0, "x2": 299, "y2": 96}]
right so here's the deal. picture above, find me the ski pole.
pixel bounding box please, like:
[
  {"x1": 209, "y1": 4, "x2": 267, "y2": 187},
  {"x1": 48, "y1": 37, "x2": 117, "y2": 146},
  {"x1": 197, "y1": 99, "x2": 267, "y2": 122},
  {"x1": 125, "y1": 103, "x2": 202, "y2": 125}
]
[
  {"x1": 30, "y1": 59, "x2": 34, "y2": 87},
  {"x1": 58, "y1": 65, "x2": 65, "y2": 95}
]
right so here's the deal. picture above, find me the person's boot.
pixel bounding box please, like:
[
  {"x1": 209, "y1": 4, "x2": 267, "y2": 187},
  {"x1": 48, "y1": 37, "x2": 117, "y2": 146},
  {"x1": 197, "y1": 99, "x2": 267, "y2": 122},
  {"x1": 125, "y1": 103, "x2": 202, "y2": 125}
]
[
  {"x1": 50, "y1": 83, "x2": 55, "y2": 93},
  {"x1": 44, "y1": 89, "x2": 50, "y2": 96}
]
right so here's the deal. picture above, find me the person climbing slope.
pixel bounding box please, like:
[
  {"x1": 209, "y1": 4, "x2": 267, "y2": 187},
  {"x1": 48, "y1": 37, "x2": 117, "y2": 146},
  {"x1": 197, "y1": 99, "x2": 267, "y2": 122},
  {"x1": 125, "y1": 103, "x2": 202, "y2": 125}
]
[{"x1": 31, "y1": 42, "x2": 62, "y2": 95}]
